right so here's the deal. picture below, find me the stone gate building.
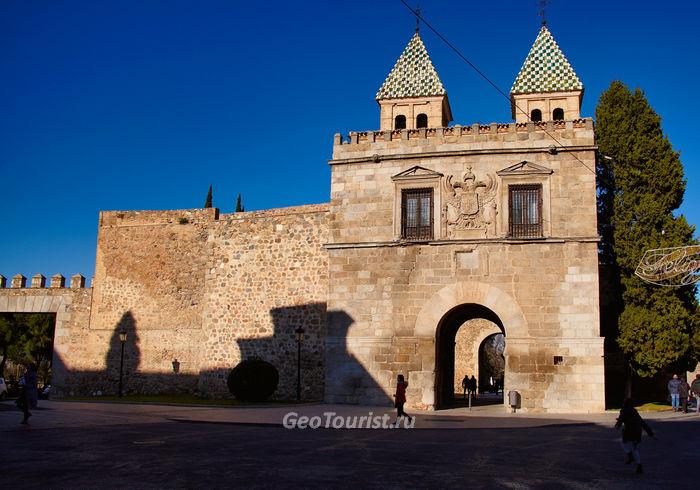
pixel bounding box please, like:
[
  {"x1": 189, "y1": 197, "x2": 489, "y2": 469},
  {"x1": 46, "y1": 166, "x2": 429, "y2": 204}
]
[{"x1": 0, "y1": 25, "x2": 605, "y2": 412}]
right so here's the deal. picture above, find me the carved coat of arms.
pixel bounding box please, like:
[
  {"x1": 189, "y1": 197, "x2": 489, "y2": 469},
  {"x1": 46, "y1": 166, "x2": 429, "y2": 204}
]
[{"x1": 442, "y1": 167, "x2": 498, "y2": 238}]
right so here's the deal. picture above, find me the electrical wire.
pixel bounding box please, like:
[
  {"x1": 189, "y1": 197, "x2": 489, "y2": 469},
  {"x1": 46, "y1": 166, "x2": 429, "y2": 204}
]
[{"x1": 399, "y1": 0, "x2": 596, "y2": 174}]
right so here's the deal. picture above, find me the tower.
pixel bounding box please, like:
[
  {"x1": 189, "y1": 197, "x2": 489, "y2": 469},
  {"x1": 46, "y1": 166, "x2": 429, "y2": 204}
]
[
  {"x1": 510, "y1": 25, "x2": 583, "y2": 123},
  {"x1": 375, "y1": 32, "x2": 453, "y2": 131}
]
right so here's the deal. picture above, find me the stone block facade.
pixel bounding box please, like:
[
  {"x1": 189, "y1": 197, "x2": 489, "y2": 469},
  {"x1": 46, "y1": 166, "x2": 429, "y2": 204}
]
[{"x1": 326, "y1": 121, "x2": 605, "y2": 413}]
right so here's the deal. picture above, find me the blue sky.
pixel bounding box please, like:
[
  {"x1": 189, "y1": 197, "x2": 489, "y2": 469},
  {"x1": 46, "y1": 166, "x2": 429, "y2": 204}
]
[{"x1": 1, "y1": 0, "x2": 698, "y2": 282}]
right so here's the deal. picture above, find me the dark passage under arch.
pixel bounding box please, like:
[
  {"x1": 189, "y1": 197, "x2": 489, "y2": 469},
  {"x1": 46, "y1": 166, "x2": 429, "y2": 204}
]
[{"x1": 435, "y1": 303, "x2": 504, "y2": 409}]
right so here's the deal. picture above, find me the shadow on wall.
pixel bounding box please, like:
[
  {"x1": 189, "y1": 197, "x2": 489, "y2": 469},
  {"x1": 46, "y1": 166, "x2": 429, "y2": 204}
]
[
  {"x1": 200, "y1": 304, "x2": 390, "y2": 404},
  {"x1": 52, "y1": 306, "x2": 391, "y2": 404},
  {"x1": 325, "y1": 310, "x2": 393, "y2": 406},
  {"x1": 53, "y1": 310, "x2": 198, "y2": 397}
]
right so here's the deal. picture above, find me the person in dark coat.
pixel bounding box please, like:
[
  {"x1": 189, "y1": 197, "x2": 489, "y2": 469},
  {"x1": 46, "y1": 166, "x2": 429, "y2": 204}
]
[
  {"x1": 667, "y1": 374, "x2": 681, "y2": 411},
  {"x1": 691, "y1": 374, "x2": 700, "y2": 414},
  {"x1": 615, "y1": 398, "x2": 655, "y2": 474},
  {"x1": 469, "y1": 375, "x2": 477, "y2": 398},
  {"x1": 461, "y1": 375, "x2": 469, "y2": 399},
  {"x1": 24, "y1": 364, "x2": 38, "y2": 410},
  {"x1": 393, "y1": 374, "x2": 412, "y2": 425},
  {"x1": 16, "y1": 368, "x2": 32, "y2": 425}
]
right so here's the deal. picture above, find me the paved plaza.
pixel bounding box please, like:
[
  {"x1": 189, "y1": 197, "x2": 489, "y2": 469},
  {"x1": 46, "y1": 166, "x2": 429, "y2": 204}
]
[{"x1": 1, "y1": 400, "x2": 698, "y2": 488}]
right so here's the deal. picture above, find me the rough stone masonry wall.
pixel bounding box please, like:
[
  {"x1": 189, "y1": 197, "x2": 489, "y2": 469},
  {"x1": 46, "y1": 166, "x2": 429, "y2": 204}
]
[
  {"x1": 198, "y1": 205, "x2": 329, "y2": 399},
  {"x1": 74, "y1": 204, "x2": 329, "y2": 398},
  {"x1": 88, "y1": 208, "x2": 216, "y2": 394}
]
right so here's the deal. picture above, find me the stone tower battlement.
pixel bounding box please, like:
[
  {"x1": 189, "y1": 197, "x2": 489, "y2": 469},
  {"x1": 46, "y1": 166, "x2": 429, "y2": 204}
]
[
  {"x1": 332, "y1": 118, "x2": 594, "y2": 161},
  {"x1": 0, "y1": 273, "x2": 87, "y2": 289}
]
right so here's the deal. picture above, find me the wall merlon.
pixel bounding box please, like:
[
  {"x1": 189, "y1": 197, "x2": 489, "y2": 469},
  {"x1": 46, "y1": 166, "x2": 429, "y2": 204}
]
[
  {"x1": 0, "y1": 275, "x2": 5, "y2": 288},
  {"x1": 70, "y1": 274, "x2": 86, "y2": 289},
  {"x1": 11, "y1": 274, "x2": 26, "y2": 288},
  {"x1": 51, "y1": 274, "x2": 66, "y2": 288},
  {"x1": 31, "y1": 274, "x2": 46, "y2": 288}
]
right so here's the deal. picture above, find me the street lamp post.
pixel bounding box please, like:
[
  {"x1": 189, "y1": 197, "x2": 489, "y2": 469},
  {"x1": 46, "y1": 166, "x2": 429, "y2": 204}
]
[
  {"x1": 118, "y1": 330, "x2": 127, "y2": 397},
  {"x1": 295, "y1": 327, "x2": 305, "y2": 403}
]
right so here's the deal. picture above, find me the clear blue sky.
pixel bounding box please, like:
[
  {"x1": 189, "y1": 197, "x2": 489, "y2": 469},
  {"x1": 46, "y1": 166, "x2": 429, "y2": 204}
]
[{"x1": 1, "y1": 0, "x2": 698, "y2": 282}]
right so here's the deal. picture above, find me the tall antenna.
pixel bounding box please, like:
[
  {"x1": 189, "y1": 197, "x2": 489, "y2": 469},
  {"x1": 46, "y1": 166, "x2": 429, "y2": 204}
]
[{"x1": 539, "y1": 0, "x2": 549, "y2": 26}]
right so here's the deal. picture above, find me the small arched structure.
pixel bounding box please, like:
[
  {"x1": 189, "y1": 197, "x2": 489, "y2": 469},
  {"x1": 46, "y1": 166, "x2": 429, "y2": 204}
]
[
  {"x1": 394, "y1": 115, "x2": 407, "y2": 130},
  {"x1": 530, "y1": 109, "x2": 542, "y2": 122},
  {"x1": 552, "y1": 108, "x2": 564, "y2": 120},
  {"x1": 416, "y1": 113, "x2": 428, "y2": 128}
]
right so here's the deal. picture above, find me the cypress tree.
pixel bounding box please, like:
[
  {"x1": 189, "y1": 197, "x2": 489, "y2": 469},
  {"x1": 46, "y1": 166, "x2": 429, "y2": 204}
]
[
  {"x1": 204, "y1": 185, "x2": 213, "y2": 208},
  {"x1": 596, "y1": 81, "x2": 698, "y2": 382},
  {"x1": 235, "y1": 193, "x2": 244, "y2": 213}
]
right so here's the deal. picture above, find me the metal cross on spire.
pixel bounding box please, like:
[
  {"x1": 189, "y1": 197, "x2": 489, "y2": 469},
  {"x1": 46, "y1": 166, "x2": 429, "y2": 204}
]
[
  {"x1": 415, "y1": 4, "x2": 421, "y2": 33},
  {"x1": 539, "y1": 0, "x2": 549, "y2": 26}
]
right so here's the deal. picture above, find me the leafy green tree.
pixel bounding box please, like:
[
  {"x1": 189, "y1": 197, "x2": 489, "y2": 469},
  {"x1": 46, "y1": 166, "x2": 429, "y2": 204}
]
[
  {"x1": 204, "y1": 185, "x2": 213, "y2": 208},
  {"x1": 235, "y1": 193, "x2": 244, "y2": 212},
  {"x1": 0, "y1": 314, "x2": 19, "y2": 377},
  {"x1": 0, "y1": 313, "x2": 54, "y2": 377},
  {"x1": 596, "y1": 81, "x2": 698, "y2": 382}
]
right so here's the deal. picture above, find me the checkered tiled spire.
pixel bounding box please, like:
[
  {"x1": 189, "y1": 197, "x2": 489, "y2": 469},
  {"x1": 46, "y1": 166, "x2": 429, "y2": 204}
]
[
  {"x1": 376, "y1": 33, "x2": 447, "y2": 100},
  {"x1": 511, "y1": 26, "x2": 583, "y2": 94}
]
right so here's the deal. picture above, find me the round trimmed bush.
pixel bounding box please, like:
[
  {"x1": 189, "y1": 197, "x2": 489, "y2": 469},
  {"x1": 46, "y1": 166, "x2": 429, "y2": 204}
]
[{"x1": 227, "y1": 359, "x2": 279, "y2": 402}]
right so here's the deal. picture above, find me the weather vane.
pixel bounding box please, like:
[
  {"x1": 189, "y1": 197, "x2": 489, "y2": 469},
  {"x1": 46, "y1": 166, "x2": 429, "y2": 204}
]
[{"x1": 539, "y1": 0, "x2": 549, "y2": 26}]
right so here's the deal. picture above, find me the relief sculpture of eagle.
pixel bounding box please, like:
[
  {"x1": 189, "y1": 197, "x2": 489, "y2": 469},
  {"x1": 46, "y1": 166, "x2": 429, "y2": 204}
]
[{"x1": 442, "y1": 167, "x2": 498, "y2": 230}]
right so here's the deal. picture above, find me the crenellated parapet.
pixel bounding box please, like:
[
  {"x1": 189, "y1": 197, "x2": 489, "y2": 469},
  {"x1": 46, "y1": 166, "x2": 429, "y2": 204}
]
[
  {"x1": 1, "y1": 273, "x2": 88, "y2": 289},
  {"x1": 331, "y1": 118, "x2": 594, "y2": 162}
]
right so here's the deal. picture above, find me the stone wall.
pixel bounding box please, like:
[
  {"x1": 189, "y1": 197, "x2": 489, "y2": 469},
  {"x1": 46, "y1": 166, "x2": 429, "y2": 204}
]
[
  {"x1": 47, "y1": 204, "x2": 330, "y2": 399},
  {"x1": 198, "y1": 205, "x2": 329, "y2": 399}
]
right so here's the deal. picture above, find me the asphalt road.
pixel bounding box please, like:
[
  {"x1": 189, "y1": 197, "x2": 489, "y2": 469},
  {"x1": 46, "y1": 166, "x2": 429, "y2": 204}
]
[{"x1": 1, "y1": 402, "x2": 698, "y2": 489}]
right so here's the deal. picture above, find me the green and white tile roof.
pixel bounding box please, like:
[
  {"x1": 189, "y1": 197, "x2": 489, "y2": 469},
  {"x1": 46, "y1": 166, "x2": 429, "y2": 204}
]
[
  {"x1": 376, "y1": 32, "x2": 447, "y2": 100},
  {"x1": 511, "y1": 26, "x2": 583, "y2": 94}
]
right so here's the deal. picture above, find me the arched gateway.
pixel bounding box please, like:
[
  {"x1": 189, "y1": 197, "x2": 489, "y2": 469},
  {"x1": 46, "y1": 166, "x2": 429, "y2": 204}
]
[{"x1": 415, "y1": 281, "x2": 526, "y2": 409}]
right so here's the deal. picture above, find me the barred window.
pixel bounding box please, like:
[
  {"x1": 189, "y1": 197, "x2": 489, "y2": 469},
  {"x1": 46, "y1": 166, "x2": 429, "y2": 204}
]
[
  {"x1": 508, "y1": 184, "x2": 542, "y2": 238},
  {"x1": 401, "y1": 188, "x2": 433, "y2": 240}
]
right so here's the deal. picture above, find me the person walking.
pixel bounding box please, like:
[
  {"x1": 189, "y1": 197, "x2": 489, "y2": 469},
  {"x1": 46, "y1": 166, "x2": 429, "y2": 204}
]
[
  {"x1": 615, "y1": 398, "x2": 656, "y2": 474},
  {"x1": 668, "y1": 374, "x2": 681, "y2": 411},
  {"x1": 469, "y1": 375, "x2": 477, "y2": 398},
  {"x1": 679, "y1": 377, "x2": 690, "y2": 414},
  {"x1": 691, "y1": 374, "x2": 700, "y2": 414},
  {"x1": 25, "y1": 364, "x2": 38, "y2": 410},
  {"x1": 461, "y1": 375, "x2": 469, "y2": 399},
  {"x1": 16, "y1": 368, "x2": 32, "y2": 425},
  {"x1": 393, "y1": 374, "x2": 412, "y2": 425}
]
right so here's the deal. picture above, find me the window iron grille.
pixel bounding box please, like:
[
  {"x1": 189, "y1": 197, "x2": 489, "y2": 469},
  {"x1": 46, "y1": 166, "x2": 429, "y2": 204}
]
[
  {"x1": 508, "y1": 184, "x2": 542, "y2": 238},
  {"x1": 401, "y1": 188, "x2": 433, "y2": 240}
]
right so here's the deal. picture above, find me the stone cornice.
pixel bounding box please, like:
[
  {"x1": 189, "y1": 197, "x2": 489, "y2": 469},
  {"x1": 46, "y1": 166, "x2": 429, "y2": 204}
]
[
  {"x1": 329, "y1": 145, "x2": 597, "y2": 166},
  {"x1": 324, "y1": 236, "x2": 600, "y2": 250}
]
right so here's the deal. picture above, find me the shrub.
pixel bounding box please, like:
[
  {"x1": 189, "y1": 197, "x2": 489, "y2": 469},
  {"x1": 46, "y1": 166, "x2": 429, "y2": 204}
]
[
  {"x1": 227, "y1": 359, "x2": 279, "y2": 402},
  {"x1": 178, "y1": 217, "x2": 189, "y2": 224}
]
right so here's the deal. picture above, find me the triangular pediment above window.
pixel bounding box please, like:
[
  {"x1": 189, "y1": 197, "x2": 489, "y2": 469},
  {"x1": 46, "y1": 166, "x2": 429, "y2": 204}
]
[
  {"x1": 391, "y1": 166, "x2": 444, "y2": 181},
  {"x1": 497, "y1": 161, "x2": 553, "y2": 176}
]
